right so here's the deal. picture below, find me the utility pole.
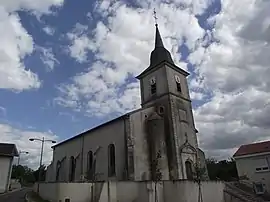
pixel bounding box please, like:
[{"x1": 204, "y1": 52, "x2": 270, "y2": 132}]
[{"x1": 29, "y1": 137, "x2": 56, "y2": 194}]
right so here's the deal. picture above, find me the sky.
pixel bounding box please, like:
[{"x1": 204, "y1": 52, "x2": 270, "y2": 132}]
[{"x1": 0, "y1": 0, "x2": 270, "y2": 169}]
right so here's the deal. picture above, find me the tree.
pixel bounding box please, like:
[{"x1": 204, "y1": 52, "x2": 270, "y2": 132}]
[
  {"x1": 11, "y1": 165, "x2": 35, "y2": 185},
  {"x1": 151, "y1": 150, "x2": 162, "y2": 202},
  {"x1": 33, "y1": 165, "x2": 47, "y2": 182},
  {"x1": 206, "y1": 158, "x2": 238, "y2": 181},
  {"x1": 193, "y1": 162, "x2": 207, "y2": 202}
]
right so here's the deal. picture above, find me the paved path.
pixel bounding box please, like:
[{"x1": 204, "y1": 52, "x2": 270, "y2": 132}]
[{"x1": 0, "y1": 188, "x2": 31, "y2": 202}]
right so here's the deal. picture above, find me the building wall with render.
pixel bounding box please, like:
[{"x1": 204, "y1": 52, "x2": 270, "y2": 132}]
[
  {"x1": 36, "y1": 180, "x2": 225, "y2": 202},
  {"x1": 0, "y1": 156, "x2": 13, "y2": 193},
  {"x1": 51, "y1": 116, "x2": 129, "y2": 182},
  {"x1": 130, "y1": 106, "x2": 170, "y2": 181},
  {"x1": 235, "y1": 153, "x2": 270, "y2": 192}
]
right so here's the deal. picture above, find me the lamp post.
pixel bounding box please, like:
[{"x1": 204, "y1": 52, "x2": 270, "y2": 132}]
[
  {"x1": 18, "y1": 151, "x2": 29, "y2": 165},
  {"x1": 17, "y1": 151, "x2": 29, "y2": 183},
  {"x1": 29, "y1": 137, "x2": 56, "y2": 193}
]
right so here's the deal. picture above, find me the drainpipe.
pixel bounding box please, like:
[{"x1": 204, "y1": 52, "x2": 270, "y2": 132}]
[
  {"x1": 123, "y1": 115, "x2": 129, "y2": 180},
  {"x1": 81, "y1": 135, "x2": 85, "y2": 181}
]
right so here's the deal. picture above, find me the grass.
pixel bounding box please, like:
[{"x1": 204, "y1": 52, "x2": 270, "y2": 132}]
[{"x1": 27, "y1": 191, "x2": 50, "y2": 202}]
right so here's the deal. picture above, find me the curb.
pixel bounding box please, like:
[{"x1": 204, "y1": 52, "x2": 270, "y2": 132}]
[
  {"x1": 24, "y1": 192, "x2": 30, "y2": 202},
  {"x1": 0, "y1": 188, "x2": 23, "y2": 196}
]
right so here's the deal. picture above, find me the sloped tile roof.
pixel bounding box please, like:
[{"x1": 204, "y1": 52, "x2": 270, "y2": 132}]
[
  {"x1": 233, "y1": 140, "x2": 270, "y2": 157},
  {"x1": 0, "y1": 143, "x2": 19, "y2": 157}
]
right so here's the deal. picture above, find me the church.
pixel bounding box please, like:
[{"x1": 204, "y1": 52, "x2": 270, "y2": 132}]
[{"x1": 46, "y1": 24, "x2": 208, "y2": 182}]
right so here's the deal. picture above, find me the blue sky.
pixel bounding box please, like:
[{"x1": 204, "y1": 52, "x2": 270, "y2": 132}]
[
  {"x1": 0, "y1": 0, "x2": 219, "y2": 138},
  {"x1": 1, "y1": 0, "x2": 118, "y2": 138},
  {"x1": 1, "y1": 0, "x2": 270, "y2": 168}
]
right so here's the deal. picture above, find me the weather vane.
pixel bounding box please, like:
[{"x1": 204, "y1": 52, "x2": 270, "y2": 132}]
[{"x1": 153, "y1": 8, "x2": 158, "y2": 27}]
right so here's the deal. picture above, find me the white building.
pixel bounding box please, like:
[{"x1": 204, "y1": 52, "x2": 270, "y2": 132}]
[
  {"x1": 0, "y1": 143, "x2": 19, "y2": 193},
  {"x1": 46, "y1": 24, "x2": 208, "y2": 183},
  {"x1": 234, "y1": 140, "x2": 270, "y2": 193}
]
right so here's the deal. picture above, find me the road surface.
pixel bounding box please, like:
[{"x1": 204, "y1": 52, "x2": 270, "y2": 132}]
[{"x1": 0, "y1": 188, "x2": 31, "y2": 202}]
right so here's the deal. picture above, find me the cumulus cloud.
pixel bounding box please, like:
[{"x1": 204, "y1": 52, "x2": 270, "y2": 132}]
[
  {"x1": 57, "y1": 0, "x2": 270, "y2": 160},
  {"x1": 43, "y1": 26, "x2": 55, "y2": 35},
  {"x1": 0, "y1": 123, "x2": 58, "y2": 169},
  {"x1": 66, "y1": 23, "x2": 93, "y2": 63},
  {"x1": 0, "y1": 0, "x2": 64, "y2": 91},
  {"x1": 58, "y1": 0, "x2": 206, "y2": 116},
  {"x1": 55, "y1": 61, "x2": 141, "y2": 116},
  {"x1": 36, "y1": 46, "x2": 59, "y2": 71},
  {"x1": 190, "y1": 0, "x2": 270, "y2": 159},
  {"x1": 0, "y1": 0, "x2": 63, "y2": 14}
]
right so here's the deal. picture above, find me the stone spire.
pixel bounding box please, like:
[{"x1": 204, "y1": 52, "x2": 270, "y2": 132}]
[
  {"x1": 136, "y1": 10, "x2": 176, "y2": 79},
  {"x1": 150, "y1": 24, "x2": 174, "y2": 67},
  {"x1": 155, "y1": 24, "x2": 164, "y2": 48}
]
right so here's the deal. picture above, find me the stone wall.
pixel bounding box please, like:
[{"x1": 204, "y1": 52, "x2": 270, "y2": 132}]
[
  {"x1": 224, "y1": 191, "x2": 246, "y2": 202},
  {"x1": 36, "y1": 180, "x2": 225, "y2": 202}
]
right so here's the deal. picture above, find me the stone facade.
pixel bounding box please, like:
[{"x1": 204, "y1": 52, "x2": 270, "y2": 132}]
[{"x1": 47, "y1": 25, "x2": 208, "y2": 183}]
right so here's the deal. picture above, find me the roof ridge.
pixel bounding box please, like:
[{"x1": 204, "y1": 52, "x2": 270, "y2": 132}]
[{"x1": 234, "y1": 140, "x2": 270, "y2": 157}]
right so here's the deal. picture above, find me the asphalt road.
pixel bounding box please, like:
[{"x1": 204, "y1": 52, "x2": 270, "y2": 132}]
[{"x1": 0, "y1": 188, "x2": 31, "y2": 202}]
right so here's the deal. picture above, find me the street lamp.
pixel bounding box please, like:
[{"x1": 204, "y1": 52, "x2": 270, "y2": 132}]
[
  {"x1": 29, "y1": 137, "x2": 56, "y2": 193},
  {"x1": 17, "y1": 150, "x2": 29, "y2": 165}
]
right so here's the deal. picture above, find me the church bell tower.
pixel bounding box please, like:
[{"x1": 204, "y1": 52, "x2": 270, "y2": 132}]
[{"x1": 136, "y1": 23, "x2": 199, "y2": 180}]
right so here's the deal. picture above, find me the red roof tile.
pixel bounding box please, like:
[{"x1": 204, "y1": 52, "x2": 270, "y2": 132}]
[{"x1": 233, "y1": 140, "x2": 270, "y2": 157}]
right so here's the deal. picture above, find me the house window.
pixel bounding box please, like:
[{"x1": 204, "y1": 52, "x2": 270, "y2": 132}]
[
  {"x1": 254, "y1": 183, "x2": 265, "y2": 194},
  {"x1": 108, "y1": 144, "x2": 116, "y2": 177},
  {"x1": 185, "y1": 160, "x2": 193, "y2": 180},
  {"x1": 254, "y1": 158, "x2": 270, "y2": 173},
  {"x1": 256, "y1": 166, "x2": 269, "y2": 172},
  {"x1": 69, "y1": 156, "x2": 76, "y2": 182}
]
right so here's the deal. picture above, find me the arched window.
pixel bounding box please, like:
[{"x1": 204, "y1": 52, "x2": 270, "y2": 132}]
[
  {"x1": 56, "y1": 160, "x2": 61, "y2": 181},
  {"x1": 69, "y1": 156, "x2": 76, "y2": 182},
  {"x1": 108, "y1": 144, "x2": 116, "y2": 177},
  {"x1": 185, "y1": 160, "x2": 193, "y2": 180},
  {"x1": 87, "y1": 151, "x2": 93, "y2": 171},
  {"x1": 87, "y1": 151, "x2": 93, "y2": 178}
]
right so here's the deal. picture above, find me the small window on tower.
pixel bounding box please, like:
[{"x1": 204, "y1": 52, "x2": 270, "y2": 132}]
[
  {"x1": 176, "y1": 83, "x2": 181, "y2": 92},
  {"x1": 151, "y1": 83, "x2": 157, "y2": 94},
  {"x1": 150, "y1": 76, "x2": 156, "y2": 95},
  {"x1": 158, "y1": 106, "x2": 164, "y2": 115},
  {"x1": 175, "y1": 75, "x2": 181, "y2": 92}
]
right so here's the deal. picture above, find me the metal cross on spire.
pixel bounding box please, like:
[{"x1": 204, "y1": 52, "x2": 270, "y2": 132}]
[{"x1": 153, "y1": 8, "x2": 158, "y2": 27}]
